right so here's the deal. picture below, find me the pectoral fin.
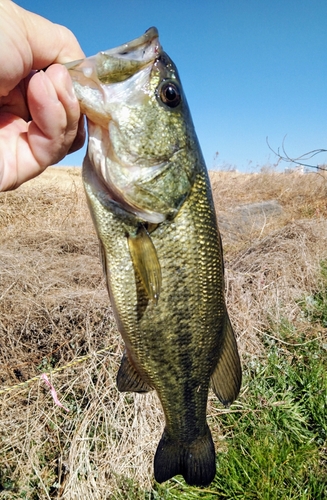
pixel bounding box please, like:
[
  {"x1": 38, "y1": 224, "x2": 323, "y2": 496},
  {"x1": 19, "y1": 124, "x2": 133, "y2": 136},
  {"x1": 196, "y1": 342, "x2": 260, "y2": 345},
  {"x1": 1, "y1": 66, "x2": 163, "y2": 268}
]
[
  {"x1": 211, "y1": 313, "x2": 242, "y2": 406},
  {"x1": 117, "y1": 351, "x2": 153, "y2": 393},
  {"x1": 128, "y1": 225, "x2": 161, "y2": 304}
]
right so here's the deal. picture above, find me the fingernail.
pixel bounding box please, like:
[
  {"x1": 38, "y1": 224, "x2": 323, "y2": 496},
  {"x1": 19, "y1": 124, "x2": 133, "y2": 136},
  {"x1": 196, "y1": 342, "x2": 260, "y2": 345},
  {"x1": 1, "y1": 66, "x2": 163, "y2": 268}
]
[
  {"x1": 63, "y1": 69, "x2": 78, "y2": 102},
  {"x1": 38, "y1": 70, "x2": 58, "y2": 102}
]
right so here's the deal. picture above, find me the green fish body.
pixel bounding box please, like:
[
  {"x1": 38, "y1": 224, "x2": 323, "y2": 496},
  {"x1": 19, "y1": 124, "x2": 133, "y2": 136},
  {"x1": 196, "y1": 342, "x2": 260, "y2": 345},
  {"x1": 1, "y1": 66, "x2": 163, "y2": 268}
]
[{"x1": 67, "y1": 28, "x2": 241, "y2": 487}]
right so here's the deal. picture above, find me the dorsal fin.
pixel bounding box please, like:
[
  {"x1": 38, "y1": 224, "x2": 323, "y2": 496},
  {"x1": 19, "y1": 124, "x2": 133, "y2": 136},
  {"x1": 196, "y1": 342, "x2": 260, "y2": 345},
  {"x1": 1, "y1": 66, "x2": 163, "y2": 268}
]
[{"x1": 210, "y1": 313, "x2": 242, "y2": 406}]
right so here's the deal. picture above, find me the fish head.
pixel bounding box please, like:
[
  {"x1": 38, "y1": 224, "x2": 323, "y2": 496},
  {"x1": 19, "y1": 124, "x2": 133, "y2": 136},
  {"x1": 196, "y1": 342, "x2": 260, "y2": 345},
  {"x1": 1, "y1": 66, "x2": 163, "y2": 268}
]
[{"x1": 67, "y1": 28, "x2": 201, "y2": 223}]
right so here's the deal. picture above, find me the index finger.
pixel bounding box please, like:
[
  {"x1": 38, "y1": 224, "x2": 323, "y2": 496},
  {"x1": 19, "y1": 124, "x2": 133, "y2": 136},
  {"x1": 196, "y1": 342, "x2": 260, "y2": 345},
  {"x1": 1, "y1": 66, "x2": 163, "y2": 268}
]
[
  {"x1": 0, "y1": 1, "x2": 85, "y2": 94},
  {"x1": 21, "y1": 8, "x2": 85, "y2": 67}
]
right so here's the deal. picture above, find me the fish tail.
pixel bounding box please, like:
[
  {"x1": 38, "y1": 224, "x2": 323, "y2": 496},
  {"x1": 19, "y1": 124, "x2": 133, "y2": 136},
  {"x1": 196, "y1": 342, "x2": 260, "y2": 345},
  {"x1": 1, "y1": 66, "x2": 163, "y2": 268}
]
[{"x1": 154, "y1": 425, "x2": 216, "y2": 487}]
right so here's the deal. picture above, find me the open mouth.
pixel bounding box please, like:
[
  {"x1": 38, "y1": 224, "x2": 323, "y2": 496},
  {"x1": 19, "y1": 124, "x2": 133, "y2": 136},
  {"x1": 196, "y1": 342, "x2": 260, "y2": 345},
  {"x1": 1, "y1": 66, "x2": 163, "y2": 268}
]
[{"x1": 65, "y1": 27, "x2": 161, "y2": 87}]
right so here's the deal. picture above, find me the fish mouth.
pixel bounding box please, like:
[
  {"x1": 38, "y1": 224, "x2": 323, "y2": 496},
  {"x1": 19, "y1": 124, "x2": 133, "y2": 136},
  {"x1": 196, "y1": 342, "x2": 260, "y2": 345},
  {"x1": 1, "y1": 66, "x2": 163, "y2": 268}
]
[
  {"x1": 99, "y1": 26, "x2": 160, "y2": 61},
  {"x1": 65, "y1": 27, "x2": 161, "y2": 86}
]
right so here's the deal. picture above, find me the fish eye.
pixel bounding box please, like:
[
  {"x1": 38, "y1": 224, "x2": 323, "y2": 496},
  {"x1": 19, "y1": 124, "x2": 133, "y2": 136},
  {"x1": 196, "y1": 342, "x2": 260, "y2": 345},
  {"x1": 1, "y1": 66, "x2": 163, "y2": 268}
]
[{"x1": 158, "y1": 81, "x2": 181, "y2": 108}]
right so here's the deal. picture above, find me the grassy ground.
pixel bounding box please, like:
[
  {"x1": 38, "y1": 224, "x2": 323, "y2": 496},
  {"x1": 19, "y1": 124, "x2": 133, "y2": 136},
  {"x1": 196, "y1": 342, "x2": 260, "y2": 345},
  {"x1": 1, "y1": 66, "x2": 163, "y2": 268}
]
[{"x1": 0, "y1": 167, "x2": 326, "y2": 499}]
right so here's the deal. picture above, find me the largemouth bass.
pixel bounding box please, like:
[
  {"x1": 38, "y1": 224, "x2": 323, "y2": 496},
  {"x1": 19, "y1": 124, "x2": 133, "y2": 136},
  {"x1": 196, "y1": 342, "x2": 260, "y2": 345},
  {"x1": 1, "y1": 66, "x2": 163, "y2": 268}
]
[{"x1": 67, "y1": 27, "x2": 241, "y2": 487}]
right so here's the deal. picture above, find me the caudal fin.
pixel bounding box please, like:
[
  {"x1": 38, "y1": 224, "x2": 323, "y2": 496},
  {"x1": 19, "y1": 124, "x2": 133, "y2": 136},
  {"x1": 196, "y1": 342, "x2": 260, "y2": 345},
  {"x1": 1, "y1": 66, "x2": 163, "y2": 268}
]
[{"x1": 154, "y1": 425, "x2": 216, "y2": 487}]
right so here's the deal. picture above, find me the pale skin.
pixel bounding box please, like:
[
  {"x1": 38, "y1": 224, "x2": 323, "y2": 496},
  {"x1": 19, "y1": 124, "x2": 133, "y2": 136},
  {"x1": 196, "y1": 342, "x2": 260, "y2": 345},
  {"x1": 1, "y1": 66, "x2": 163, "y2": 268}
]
[{"x1": 0, "y1": 0, "x2": 86, "y2": 191}]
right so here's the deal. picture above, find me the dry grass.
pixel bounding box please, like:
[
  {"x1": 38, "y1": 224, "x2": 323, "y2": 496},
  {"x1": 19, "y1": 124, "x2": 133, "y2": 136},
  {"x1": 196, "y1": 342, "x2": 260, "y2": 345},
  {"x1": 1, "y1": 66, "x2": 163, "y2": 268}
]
[{"x1": 0, "y1": 167, "x2": 327, "y2": 498}]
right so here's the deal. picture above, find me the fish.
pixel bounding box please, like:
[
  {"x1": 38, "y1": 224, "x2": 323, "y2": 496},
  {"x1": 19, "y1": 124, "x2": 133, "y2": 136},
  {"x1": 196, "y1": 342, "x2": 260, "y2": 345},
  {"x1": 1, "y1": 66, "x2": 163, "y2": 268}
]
[{"x1": 67, "y1": 27, "x2": 241, "y2": 487}]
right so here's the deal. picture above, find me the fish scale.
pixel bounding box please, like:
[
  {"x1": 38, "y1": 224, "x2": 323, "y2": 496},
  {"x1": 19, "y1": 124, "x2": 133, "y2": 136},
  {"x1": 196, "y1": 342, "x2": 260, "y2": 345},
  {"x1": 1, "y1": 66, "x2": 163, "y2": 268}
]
[{"x1": 68, "y1": 27, "x2": 241, "y2": 487}]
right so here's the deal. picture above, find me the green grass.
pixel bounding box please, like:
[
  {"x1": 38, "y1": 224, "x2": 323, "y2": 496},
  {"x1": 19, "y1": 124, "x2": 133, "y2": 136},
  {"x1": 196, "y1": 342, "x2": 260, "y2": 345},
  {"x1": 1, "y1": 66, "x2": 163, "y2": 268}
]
[
  {"x1": 139, "y1": 287, "x2": 327, "y2": 499},
  {"x1": 211, "y1": 342, "x2": 326, "y2": 499}
]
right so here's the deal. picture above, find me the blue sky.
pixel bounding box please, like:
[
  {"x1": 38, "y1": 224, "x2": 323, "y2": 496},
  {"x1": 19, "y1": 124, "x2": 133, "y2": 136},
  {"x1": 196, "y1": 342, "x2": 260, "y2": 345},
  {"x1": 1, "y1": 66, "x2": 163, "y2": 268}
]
[{"x1": 17, "y1": 0, "x2": 327, "y2": 171}]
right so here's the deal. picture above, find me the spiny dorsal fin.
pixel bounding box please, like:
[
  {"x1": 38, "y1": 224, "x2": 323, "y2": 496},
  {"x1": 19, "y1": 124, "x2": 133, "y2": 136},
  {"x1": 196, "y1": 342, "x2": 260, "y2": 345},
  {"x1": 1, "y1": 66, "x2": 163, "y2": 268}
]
[
  {"x1": 210, "y1": 313, "x2": 242, "y2": 406},
  {"x1": 117, "y1": 351, "x2": 153, "y2": 393},
  {"x1": 128, "y1": 225, "x2": 161, "y2": 304}
]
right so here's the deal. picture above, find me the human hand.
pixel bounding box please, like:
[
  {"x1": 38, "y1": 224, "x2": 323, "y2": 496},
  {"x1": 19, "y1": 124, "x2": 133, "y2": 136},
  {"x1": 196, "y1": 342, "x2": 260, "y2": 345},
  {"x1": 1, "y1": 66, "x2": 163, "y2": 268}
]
[{"x1": 0, "y1": 0, "x2": 86, "y2": 191}]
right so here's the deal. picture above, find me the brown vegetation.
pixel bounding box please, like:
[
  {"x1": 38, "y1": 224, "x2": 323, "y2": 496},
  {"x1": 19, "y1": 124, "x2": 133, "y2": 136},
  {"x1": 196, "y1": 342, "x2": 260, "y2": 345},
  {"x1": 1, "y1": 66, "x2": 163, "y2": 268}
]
[{"x1": 1, "y1": 167, "x2": 327, "y2": 498}]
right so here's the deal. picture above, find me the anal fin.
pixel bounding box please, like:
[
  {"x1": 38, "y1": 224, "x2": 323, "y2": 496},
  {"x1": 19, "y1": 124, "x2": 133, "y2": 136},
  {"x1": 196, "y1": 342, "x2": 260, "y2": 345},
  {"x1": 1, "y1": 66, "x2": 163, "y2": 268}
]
[
  {"x1": 128, "y1": 225, "x2": 161, "y2": 305},
  {"x1": 210, "y1": 312, "x2": 242, "y2": 406},
  {"x1": 117, "y1": 351, "x2": 153, "y2": 393}
]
